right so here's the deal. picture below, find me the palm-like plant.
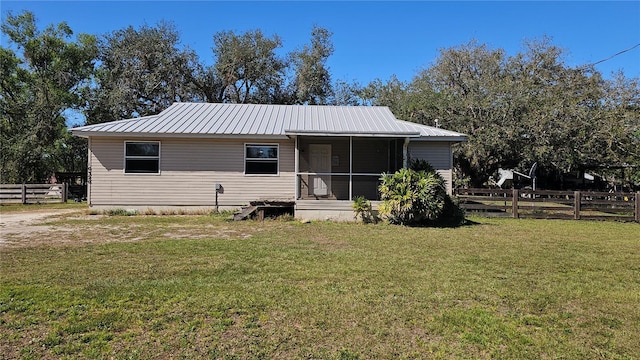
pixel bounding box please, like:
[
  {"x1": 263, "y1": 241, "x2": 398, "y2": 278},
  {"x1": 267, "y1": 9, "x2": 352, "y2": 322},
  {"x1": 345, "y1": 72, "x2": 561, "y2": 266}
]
[{"x1": 378, "y1": 168, "x2": 446, "y2": 225}]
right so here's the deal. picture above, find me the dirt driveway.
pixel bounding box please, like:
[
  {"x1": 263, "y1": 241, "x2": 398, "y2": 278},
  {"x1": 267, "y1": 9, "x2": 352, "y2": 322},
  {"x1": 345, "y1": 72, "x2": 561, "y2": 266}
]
[
  {"x1": 0, "y1": 209, "x2": 81, "y2": 247},
  {"x1": 0, "y1": 209, "x2": 253, "y2": 249}
]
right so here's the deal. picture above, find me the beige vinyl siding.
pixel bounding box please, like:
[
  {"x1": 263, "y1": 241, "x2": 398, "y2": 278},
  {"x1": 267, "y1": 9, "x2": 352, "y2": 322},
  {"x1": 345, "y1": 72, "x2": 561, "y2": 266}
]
[
  {"x1": 408, "y1": 141, "x2": 453, "y2": 194},
  {"x1": 89, "y1": 137, "x2": 295, "y2": 207}
]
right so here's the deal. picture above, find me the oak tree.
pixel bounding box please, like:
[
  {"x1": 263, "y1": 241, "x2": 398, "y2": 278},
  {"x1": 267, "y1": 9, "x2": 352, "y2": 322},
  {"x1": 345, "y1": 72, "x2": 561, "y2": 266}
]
[{"x1": 1, "y1": 11, "x2": 97, "y2": 182}]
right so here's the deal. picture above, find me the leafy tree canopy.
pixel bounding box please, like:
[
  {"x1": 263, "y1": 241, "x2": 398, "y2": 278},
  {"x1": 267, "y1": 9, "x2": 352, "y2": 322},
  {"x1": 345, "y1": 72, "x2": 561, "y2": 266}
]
[
  {"x1": 290, "y1": 25, "x2": 334, "y2": 105},
  {"x1": 211, "y1": 26, "x2": 335, "y2": 105},
  {"x1": 1, "y1": 11, "x2": 97, "y2": 183},
  {"x1": 359, "y1": 38, "x2": 640, "y2": 189},
  {"x1": 86, "y1": 21, "x2": 201, "y2": 124}
]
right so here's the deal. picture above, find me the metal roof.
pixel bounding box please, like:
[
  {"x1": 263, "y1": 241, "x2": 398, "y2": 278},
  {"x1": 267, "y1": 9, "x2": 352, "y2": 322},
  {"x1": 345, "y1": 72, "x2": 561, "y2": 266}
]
[{"x1": 71, "y1": 102, "x2": 466, "y2": 141}]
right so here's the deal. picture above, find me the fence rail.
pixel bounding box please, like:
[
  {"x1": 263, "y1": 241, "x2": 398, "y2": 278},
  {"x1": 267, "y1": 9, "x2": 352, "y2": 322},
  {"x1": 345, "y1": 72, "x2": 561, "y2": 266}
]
[
  {"x1": 454, "y1": 188, "x2": 639, "y2": 222},
  {"x1": 0, "y1": 183, "x2": 68, "y2": 204}
]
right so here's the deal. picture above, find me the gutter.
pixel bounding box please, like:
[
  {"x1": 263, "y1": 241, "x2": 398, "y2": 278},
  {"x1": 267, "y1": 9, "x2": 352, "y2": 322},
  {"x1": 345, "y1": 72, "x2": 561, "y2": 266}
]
[
  {"x1": 284, "y1": 130, "x2": 422, "y2": 137},
  {"x1": 68, "y1": 131, "x2": 290, "y2": 140}
]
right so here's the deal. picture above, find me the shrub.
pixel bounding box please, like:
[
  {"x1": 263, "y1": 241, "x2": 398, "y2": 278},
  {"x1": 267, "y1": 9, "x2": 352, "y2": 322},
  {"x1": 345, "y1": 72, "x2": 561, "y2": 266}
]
[
  {"x1": 352, "y1": 196, "x2": 377, "y2": 223},
  {"x1": 104, "y1": 208, "x2": 137, "y2": 216},
  {"x1": 409, "y1": 158, "x2": 436, "y2": 173},
  {"x1": 378, "y1": 167, "x2": 465, "y2": 227}
]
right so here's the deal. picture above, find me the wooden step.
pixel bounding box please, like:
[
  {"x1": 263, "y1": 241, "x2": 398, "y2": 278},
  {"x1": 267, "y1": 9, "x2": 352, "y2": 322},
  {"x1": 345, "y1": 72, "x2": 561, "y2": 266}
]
[{"x1": 233, "y1": 205, "x2": 258, "y2": 221}]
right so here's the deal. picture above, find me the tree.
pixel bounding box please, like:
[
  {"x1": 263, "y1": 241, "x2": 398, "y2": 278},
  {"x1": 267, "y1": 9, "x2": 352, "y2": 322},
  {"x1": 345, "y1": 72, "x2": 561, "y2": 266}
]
[
  {"x1": 330, "y1": 79, "x2": 364, "y2": 106},
  {"x1": 211, "y1": 26, "x2": 336, "y2": 105},
  {"x1": 591, "y1": 73, "x2": 640, "y2": 187},
  {"x1": 369, "y1": 37, "x2": 640, "y2": 189},
  {"x1": 87, "y1": 22, "x2": 200, "y2": 124},
  {"x1": 507, "y1": 39, "x2": 603, "y2": 179},
  {"x1": 290, "y1": 25, "x2": 334, "y2": 104},
  {"x1": 597, "y1": 73, "x2": 640, "y2": 167},
  {"x1": 361, "y1": 76, "x2": 407, "y2": 108},
  {"x1": 51, "y1": 128, "x2": 88, "y2": 175},
  {"x1": 191, "y1": 63, "x2": 225, "y2": 103},
  {"x1": 330, "y1": 77, "x2": 405, "y2": 107},
  {"x1": 1, "y1": 11, "x2": 97, "y2": 183},
  {"x1": 213, "y1": 29, "x2": 287, "y2": 104},
  {"x1": 420, "y1": 40, "x2": 515, "y2": 186}
]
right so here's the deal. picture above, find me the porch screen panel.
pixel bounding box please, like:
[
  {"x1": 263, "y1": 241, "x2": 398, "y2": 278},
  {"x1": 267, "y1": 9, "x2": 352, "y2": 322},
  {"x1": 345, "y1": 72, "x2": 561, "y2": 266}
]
[
  {"x1": 298, "y1": 137, "x2": 349, "y2": 173},
  {"x1": 352, "y1": 138, "x2": 390, "y2": 173},
  {"x1": 352, "y1": 175, "x2": 382, "y2": 200}
]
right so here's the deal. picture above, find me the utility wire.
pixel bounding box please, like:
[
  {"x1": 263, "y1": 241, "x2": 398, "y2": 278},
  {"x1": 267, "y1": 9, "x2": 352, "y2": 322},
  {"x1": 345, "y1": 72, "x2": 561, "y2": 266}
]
[{"x1": 588, "y1": 43, "x2": 640, "y2": 67}]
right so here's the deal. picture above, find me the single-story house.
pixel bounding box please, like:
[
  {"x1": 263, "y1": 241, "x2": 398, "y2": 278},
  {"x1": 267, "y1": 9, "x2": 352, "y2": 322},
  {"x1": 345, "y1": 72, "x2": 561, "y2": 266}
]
[{"x1": 71, "y1": 102, "x2": 466, "y2": 220}]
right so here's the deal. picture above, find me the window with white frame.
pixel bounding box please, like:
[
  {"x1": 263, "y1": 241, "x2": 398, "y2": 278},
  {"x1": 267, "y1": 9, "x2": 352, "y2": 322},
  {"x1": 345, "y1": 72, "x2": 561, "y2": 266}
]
[
  {"x1": 245, "y1": 144, "x2": 278, "y2": 175},
  {"x1": 124, "y1": 141, "x2": 160, "y2": 174}
]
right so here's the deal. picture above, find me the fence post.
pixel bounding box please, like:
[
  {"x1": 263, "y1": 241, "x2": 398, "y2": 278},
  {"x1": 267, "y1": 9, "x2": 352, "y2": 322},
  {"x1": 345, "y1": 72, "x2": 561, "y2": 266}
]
[
  {"x1": 635, "y1": 191, "x2": 640, "y2": 222},
  {"x1": 574, "y1": 191, "x2": 581, "y2": 220},
  {"x1": 21, "y1": 183, "x2": 27, "y2": 204},
  {"x1": 512, "y1": 189, "x2": 519, "y2": 219},
  {"x1": 62, "y1": 183, "x2": 68, "y2": 203}
]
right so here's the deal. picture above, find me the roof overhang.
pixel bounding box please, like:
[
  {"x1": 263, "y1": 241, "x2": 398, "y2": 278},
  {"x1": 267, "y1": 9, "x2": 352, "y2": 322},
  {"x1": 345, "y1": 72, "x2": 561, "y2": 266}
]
[
  {"x1": 71, "y1": 129, "x2": 467, "y2": 142},
  {"x1": 69, "y1": 130, "x2": 289, "y2": 140},
  {"x1": 284, "y1": 130, "x2": 422, "y2": 137},
  {"x1": 408, "y1": 136, "x2": 468, "y2": 142}
]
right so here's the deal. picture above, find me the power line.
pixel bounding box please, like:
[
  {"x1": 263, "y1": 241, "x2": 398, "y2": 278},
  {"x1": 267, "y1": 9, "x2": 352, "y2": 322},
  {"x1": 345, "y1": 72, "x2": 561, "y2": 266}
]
[{"x1": 588, "y1": 43, "x2": 640, "y2": 67}]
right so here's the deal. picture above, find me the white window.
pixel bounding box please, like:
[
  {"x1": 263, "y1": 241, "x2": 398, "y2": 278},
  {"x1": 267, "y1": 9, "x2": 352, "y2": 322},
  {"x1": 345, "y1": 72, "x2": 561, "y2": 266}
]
[
  {"x1": 124, "y1": 141, "x2": 160, "y2": 174},
  {"x1": 245, "y1": 144, "x2": 278, "y2": 175}
]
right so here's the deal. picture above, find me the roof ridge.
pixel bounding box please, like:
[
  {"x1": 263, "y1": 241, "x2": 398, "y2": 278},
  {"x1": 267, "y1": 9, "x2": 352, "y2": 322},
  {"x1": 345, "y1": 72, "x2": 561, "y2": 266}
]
[{"x1": 171, "y1": 102, "x2": 390, "y2": 110}]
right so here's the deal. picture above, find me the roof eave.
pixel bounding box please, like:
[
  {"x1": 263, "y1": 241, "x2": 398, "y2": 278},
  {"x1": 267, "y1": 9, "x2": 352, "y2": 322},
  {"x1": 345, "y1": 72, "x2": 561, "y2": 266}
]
[
  {"x1": 70, "y1": 131, "x2": 289, "y2": 140},
  {"x1": 285, "y1": 130, "x2": 422, "y2": 137},
  {"x1": 411, "y1": 136, "x2": 468, "y2": 142}
]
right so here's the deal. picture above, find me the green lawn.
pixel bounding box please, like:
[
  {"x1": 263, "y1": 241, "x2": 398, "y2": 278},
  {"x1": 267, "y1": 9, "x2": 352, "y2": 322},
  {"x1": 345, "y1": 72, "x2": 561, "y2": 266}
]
[{"x1": 1, "y1": 214, "x2": 639, "y2": 359}]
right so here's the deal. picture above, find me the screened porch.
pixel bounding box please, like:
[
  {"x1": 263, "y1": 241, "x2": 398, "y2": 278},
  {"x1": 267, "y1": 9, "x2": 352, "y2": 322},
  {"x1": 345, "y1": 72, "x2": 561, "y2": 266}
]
[{"x1": 295, "y1": 136, "x2": 406, "y2": 201}]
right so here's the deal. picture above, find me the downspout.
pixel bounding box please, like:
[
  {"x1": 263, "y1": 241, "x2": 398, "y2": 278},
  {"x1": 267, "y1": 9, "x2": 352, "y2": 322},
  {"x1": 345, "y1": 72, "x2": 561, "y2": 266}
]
[
  {"x1": 87, "y1": 137, "x2": 92, "y2": 206},
  {"x1": 294, "y1": 136, "x2": 299, "y2": 200},
  {"x1": 449, "y1": 141, "x2": 454, "y2": 195},
  {"x1": 402, "y1": 137, "x2": 410, "y2": 168}
]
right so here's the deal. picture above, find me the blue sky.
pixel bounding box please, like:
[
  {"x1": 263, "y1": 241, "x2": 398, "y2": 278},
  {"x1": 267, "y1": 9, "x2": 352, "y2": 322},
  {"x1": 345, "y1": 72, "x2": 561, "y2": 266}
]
[{"x1": 2, "y1": 1, "x2": 639, "y2": 85}]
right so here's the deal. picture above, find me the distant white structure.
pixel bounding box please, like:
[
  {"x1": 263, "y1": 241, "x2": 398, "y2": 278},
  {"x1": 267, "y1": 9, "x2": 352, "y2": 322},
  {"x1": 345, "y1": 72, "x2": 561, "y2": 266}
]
[{"x1": 495, "y1": 165, "x2": 536, "y2": 190}]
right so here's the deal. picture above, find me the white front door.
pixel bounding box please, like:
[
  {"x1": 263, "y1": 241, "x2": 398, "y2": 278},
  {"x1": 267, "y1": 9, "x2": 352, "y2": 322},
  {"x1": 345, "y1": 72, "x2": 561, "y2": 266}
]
[{"x1": 309, "y1": 144, "x2": 331, "y2": 196}]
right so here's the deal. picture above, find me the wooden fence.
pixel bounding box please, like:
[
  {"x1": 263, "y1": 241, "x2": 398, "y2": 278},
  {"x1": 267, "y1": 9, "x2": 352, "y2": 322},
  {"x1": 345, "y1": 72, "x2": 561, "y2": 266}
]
[
  {"x1": 0, "y1": 183, "x2": 68, "y2": 204},
  {"x1": 454, "y1": 188, "x2": 640, "y2": 222}
]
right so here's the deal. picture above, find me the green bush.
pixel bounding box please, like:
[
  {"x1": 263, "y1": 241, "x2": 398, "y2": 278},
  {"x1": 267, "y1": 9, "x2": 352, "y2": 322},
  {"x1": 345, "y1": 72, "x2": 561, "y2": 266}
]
[
  {"x1": 104, "y1": 208, "x2": 137, "y2": 216},
  {"x1": 352, "y1": 196, "x2": 377, "y2": 223},
  {"x1": 409, "y1": 158, "x2": 436, "y2": 173},
  {"x1": 378, "y1": 167, "x2": 465, "y2": 227}
]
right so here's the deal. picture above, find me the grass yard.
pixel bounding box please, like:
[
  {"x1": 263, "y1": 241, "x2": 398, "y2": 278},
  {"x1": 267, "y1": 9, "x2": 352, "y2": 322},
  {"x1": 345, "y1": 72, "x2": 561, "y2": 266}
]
[{"x1": 1, "y1": 213, "x2": 639, "y2": 359}]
